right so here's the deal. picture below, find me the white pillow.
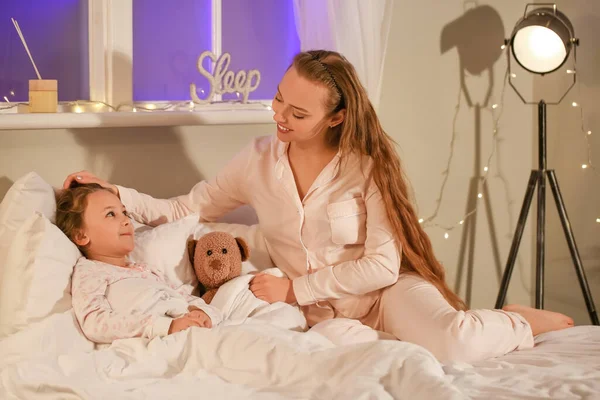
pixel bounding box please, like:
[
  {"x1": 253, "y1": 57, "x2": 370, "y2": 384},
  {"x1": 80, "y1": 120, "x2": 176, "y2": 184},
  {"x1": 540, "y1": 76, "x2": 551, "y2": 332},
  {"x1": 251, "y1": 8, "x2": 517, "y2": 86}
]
[
  {"x1": 0, "y1": 171, "x2": 56, "y2": 229},
  {"x1": 0, "y1": 172, "x2": 56, "y2": 280},
  {"x1": 129, "y1": 215, "x2": 275, "y2": 291},
  {"x1": 0, "y1": 212, "x2": 81, "y2": 339}
]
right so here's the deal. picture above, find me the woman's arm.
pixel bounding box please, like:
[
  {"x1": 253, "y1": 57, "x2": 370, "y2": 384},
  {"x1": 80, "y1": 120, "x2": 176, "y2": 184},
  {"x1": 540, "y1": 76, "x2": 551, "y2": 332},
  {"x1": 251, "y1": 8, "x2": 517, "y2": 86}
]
[
  {"x1": 292, "y1": 185, "x2": 401, "y2": 306},
  {"x1": 64, "y1": 140, "x2": 255, "y2": 227},
  {"x1": 119, "y1": 143, "x2": 254, "y2": 226}
]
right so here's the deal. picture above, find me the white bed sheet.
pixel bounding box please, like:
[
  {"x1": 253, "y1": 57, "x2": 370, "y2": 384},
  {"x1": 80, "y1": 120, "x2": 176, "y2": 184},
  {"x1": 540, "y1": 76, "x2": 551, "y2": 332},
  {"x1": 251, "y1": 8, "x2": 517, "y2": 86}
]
[
  {"x1": 444, "y1": 325, "x2": 600, "y2": 399},
  {"x1": 0, "y1": 309, "x2": 598, "y2": 400}
]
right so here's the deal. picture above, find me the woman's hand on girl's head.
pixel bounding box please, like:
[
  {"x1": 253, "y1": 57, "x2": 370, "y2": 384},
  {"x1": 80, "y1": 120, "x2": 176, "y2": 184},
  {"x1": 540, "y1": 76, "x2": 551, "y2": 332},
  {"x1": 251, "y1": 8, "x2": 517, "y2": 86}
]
[
  {"x1": 63, "y1": 170, "x2": 119, "y2": 197},
  {"x1": 249, "y1": 273, "x2": 297, "y2": 304}
]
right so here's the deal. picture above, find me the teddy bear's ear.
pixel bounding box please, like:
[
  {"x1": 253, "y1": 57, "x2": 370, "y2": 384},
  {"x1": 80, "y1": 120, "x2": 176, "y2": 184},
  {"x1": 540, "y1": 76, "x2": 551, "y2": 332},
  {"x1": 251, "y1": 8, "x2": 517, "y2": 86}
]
[
  {"x1": 186, "y1": 239, "x2": 198, "y2": 265},
  {"x1": 235, "y1": 237, "x2": 250, "y2": 262}
]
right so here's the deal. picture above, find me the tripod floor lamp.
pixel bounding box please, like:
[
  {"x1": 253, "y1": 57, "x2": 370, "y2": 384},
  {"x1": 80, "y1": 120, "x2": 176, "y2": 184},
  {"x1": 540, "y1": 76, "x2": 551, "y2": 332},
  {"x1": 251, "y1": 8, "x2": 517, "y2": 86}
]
[{"x1": 494, "y1": 3, "x2": 599, "y2": 325}]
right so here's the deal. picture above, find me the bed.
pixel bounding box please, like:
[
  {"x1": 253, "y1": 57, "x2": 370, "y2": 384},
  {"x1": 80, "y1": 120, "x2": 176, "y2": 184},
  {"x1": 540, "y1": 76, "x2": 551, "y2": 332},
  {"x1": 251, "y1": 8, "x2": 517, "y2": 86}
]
[{"x1": 1, "y1": 172, "x2": 599, "y2": 399}]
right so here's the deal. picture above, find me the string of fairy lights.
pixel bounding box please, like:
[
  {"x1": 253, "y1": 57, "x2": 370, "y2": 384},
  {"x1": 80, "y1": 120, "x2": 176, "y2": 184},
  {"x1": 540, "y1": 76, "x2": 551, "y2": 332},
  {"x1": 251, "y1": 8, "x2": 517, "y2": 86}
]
[
  {"x1": 417, "y1": 66, "x2": 508, "y2": 239},
  {"x1": 0, "y1": 94, "x2": 273, "y2": 113},
  {"x1": 417, "y1": 55, "x2": 598, "y2": 239}
]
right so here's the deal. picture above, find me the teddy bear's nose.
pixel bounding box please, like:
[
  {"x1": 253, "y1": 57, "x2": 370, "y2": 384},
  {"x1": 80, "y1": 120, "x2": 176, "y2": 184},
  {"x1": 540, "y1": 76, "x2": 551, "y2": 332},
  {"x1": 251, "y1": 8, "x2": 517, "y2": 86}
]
[{"x1": 209, "y1": 259, "x2": 222, "y2": 270}]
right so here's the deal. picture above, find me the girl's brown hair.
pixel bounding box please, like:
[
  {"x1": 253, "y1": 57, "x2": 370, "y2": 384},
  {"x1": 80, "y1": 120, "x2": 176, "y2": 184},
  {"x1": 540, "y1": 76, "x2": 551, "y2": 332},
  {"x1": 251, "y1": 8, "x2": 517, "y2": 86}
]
[
  {"x1": 55, "y1": 183, "x2": 113, "y2": 255},
  {"x1": 292, "y1": 50, "x2": 467, "y2": 311}
]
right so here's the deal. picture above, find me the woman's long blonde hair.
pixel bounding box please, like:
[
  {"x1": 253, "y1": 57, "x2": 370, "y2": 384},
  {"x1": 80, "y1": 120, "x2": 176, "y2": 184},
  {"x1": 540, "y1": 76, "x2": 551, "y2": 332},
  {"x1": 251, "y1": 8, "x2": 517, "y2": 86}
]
[{"x1": 293, "y1": 50, "x2": 467, "y2": 311}]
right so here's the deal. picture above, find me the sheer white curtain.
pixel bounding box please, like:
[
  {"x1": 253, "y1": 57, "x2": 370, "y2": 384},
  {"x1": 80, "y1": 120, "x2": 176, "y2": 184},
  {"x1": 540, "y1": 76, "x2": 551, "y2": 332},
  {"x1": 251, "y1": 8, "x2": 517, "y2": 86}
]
[{"x1": 292, "y1": 0, "x2": 394, "y2": 109}]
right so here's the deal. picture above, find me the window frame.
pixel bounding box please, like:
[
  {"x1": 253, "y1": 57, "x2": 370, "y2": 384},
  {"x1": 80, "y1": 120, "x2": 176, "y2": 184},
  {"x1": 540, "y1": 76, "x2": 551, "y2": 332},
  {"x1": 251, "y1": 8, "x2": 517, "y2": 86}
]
[
  {"x1": 91, "y1": 0, "x2": 272, "y2": 110},
  {"x1": 0, "y1": 0, "x2": 275, "y2": 128}
]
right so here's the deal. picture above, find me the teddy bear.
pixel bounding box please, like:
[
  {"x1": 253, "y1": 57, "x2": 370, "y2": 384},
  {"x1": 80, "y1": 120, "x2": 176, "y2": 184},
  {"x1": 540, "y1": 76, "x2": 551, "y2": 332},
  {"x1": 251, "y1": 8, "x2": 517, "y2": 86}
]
[{"x1": 187, "y1": 231, "x2": 250, "y2": 304}]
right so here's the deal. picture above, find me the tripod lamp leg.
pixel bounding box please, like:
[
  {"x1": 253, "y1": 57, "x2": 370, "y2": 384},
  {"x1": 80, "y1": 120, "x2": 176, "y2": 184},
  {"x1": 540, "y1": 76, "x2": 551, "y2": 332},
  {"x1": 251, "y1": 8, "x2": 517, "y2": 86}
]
[
  {"x1": 495, "y1": 171, "x2": 539, "y2": 309},
  {"x1": 546, "y1": 170, "x2": 599, "y2": 325}
]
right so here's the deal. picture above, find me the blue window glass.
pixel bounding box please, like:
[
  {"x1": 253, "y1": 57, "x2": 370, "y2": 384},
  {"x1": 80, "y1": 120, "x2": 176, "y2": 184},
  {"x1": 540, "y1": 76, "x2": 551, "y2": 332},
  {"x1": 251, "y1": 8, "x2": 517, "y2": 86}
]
[
  {"x1": 133, "y1": 0, "x2": 300, "y2": 102},
  {"x1": 133, "y1": 0, "x2": 212, "y2": 102},
  {"x1": 221, "y1": 0, "x2": 300, "y2": 101},
  {"x1": 0, "y1": 0, "x2": 89, "y2": 102}
]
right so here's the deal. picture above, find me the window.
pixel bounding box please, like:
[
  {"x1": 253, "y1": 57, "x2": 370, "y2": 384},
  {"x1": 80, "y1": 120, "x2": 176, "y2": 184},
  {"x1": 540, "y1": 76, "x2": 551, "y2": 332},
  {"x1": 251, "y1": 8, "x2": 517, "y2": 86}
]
[
  {"x1": 133, "y1": 0, "x2": 213, "y2": 102},
  {"x1": 215, "y1": 0, "x2": 300, "y2": 101},
  {"x1": 0, "y1": 0, "x2": 89, "y2": 103},
  {"x1": 132, "y1": 0, "x2": 300, "y2": 102},
  {"x1": 1, "y1": 0, "x2": 300, "y2": 109}
]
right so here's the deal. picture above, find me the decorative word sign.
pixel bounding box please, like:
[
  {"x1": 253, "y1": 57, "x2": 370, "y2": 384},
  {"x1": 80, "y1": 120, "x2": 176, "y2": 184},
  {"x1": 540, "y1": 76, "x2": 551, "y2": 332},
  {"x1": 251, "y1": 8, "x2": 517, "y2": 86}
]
[{"x1": 190, "y1": 51, "x2": 261, "y2": 104}]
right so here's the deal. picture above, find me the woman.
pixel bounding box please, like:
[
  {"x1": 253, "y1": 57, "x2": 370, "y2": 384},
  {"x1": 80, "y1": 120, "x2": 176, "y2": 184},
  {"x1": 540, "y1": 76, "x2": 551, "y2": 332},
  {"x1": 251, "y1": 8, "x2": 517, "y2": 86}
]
[{"x1": 64, "y1": 50, "x2": 573, "y2": 363}]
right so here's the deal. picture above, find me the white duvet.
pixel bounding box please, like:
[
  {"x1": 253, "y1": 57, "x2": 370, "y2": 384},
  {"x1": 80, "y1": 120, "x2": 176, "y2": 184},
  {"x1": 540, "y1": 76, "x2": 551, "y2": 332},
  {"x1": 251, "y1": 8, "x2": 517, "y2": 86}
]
[
  {"x1": 210, "y1": 269, "x2": 308, "y2": 333},
  {"x1": 1, "y1": 297, "x2": 599, "y2": 399},
  {"x1": 0, "y1": 268, "x2": 463, "y2": 399},
  {"x1": 0, "y1": 309, "x2": 463, "y2": 399}
]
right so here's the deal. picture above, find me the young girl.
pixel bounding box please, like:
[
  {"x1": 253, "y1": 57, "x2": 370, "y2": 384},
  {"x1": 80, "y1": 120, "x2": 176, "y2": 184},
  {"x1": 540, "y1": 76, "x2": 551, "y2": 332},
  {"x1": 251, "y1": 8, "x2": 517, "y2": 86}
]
[
  {"x1": 64, "y1": 50, "x2": 574, "y2": 362},
  {"x1": 56, "y1": 183, "x2": 222, "y2": 344}
]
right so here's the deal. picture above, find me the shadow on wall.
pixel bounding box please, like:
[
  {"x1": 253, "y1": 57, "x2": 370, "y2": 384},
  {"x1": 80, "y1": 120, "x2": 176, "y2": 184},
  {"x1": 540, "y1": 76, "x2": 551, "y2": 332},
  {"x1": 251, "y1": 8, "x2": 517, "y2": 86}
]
[
  {"x1": 440, "y1": 5, "x2": 508, "y2": 306},
  {"x1": 572, "y1": 12, "x2": 600, "y2": 89},
  {"x1": 0, "y1": 127, "x2": 206, "y2": 206},
  {"x1": 68, "y1": 125, "x2": 258, "y2": 226},
  {"x1": 68, "y1": 126, "x2": 204, "y2": 198},
  {"x1": 0, "y1": 177, "x2": 15, "y2": 200}
]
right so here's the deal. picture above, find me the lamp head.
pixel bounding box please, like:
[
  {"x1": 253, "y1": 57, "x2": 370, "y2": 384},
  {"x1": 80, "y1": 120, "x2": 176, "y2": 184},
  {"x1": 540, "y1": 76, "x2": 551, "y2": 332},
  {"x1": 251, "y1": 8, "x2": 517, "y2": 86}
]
[{"x1": 510, "y1": 6, "x2": 576, "y2": 75}]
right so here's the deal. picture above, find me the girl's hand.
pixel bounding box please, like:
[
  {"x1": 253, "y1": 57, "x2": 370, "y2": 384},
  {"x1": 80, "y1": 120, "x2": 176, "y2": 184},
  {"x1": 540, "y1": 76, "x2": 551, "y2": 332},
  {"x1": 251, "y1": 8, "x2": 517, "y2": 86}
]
[
  {"x1": 249, "y1": 273, "x2": 297, "y2": 304},
  {"x1": 186, "y1": 308, "x2": 213, "y2": 328},
  {"x1": 63, "y1": 170, "x2": 119, "y2": 196},
  {"x1": 168, "y1": 312, "x2": 212, "y2": 335},
  {"x1": 168, "y1": 316, "x2": 199, "y2": 334}
]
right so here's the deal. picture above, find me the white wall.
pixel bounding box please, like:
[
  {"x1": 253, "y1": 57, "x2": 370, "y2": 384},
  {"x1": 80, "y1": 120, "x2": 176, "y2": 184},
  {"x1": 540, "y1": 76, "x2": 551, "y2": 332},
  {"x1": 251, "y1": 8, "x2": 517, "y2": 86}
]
[
  {"x1": 10, "y1": 0, "x2": 600, "y2": 320},
  {"x1": 533, "y1": 0, "x2": 600, "y2": 325},
  {"x1": 0, "y1": 124, "x2": 269, "y2": 225},
  {"x1": 379, "y1": 0, "x2": 536, "y2": 309}
]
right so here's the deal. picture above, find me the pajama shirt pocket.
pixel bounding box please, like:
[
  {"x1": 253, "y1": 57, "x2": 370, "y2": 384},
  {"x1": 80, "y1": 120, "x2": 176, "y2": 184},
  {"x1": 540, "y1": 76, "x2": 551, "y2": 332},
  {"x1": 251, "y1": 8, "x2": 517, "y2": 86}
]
[{"x1": 327, "y1": 197, "x2": 367, "y2": 245}]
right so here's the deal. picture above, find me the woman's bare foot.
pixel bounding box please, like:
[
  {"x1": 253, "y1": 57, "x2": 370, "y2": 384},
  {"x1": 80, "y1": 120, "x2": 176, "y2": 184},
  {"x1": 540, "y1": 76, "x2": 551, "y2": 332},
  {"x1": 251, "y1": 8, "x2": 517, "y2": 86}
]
[{"x1": 502, "y1": 304, "x2": 574, "y2": 336}]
